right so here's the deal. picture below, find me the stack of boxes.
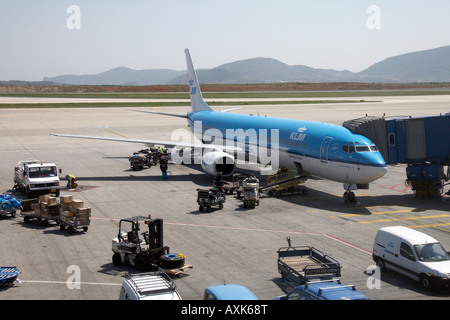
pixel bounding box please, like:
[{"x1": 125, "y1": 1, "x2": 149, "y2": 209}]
[
  {"x1": 30, "y1": 194, "x2": 59, "y2": 218},
  {"x1": 60, "y1": 195, "x2": 91, "y2": 226}
]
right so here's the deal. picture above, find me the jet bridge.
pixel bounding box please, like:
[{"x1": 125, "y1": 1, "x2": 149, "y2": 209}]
[{"x1": 343, "y1": 113, "x2": 450, "y2": 198}]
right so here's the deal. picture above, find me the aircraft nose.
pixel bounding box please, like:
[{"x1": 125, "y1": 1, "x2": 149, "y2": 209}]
[{"x1": 367, "y1": 154, "x2": 387, "y2": 181}]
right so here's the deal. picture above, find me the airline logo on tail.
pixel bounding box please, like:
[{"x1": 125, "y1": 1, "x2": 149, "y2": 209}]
[{"x1": 189, "y1": 79, "x2": 197, "y2": 96}]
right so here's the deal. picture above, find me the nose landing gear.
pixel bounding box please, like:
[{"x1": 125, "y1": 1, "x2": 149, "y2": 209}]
[{"x1": 343, "y1": 190, "x2": 357, "y2": 203}]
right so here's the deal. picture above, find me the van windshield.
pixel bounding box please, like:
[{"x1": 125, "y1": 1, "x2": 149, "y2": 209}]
[
  {"x1": 414, "y1": 243, "x2": 450, "y2": 262},
  {"x1": 28, "y1": 166, "x2": 57, "y2": 178}
]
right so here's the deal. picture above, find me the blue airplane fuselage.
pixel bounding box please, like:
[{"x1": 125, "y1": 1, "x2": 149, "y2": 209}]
[{"x1": 188, "y1": 110, "x2": 387, "y2": 185}]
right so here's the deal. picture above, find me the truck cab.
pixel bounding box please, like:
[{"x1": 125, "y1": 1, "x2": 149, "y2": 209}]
[
  {"x1": 14, "y1": 159, "x2": 60, "y2": 197},
  {"x1": 373, "y1": 226, "x2": 450, "y2": 290}
]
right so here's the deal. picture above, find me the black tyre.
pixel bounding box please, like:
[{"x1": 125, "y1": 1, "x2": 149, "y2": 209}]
[
  {"x1": 136, "y1": 255, "x2": 150, "y2": 271},
  {"x1": 375, "y1": 258, "x2": 387, "y2": 272},
  {"x1": 419, "y1": 274, "x2": 433, "y2": 290},
  {"x1": 159, "y1": 253, "x2": 185, "y2": 269},
  {"x1": 112, "y1": 253, "x2": 122, "y2": 266}
]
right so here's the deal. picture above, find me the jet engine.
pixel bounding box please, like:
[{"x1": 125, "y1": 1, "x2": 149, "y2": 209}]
[{"x1": 201, "y1": 151, "x2": 236, "y2": 177}]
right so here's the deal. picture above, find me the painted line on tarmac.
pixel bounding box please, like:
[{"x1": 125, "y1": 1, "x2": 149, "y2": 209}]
[
  {"x1": 359, "y1": 214, "x2": 450, "y2": 224},
  {"x1": 166, "y1": 221, "x2": 372, "y2": 255},
  {"x1": 21, "y1": 280, "x2": 121, "y2": 286},
  {"x1": 89, "y1": 216, "x2": 372, "y2": 255}
]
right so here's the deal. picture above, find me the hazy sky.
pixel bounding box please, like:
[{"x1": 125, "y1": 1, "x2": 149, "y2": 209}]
[{"x1": 1, "y1": 0, "x2": 450, "y2": 81}]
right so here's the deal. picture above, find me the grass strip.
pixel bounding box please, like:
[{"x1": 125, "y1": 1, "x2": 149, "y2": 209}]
[{"x1": 0, "y1": 100, "x2": 378, "y2": 109}]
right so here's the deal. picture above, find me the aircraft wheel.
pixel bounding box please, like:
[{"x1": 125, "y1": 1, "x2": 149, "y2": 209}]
[{"x1": 344, "y1": 191, "x2": 356, "y2": 203}]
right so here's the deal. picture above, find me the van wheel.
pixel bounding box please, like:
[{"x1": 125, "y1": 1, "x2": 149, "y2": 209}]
[
  {"x1": 419, "y1": 274, "x2": 433, "y2": 290},
  {"x1": 376, "y1": 258, "x2": 387, "y2": 272}
]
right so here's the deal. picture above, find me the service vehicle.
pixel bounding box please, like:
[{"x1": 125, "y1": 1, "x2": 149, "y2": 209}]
[
  {"x1": 112, "y1": 216, "x2": 186, "y2": 271},
  {"x1": 277, "y1": 237, "x2": 341, "y2": 286},
  {"x1": 274, "y1": 280, "x2": 369, "y2": 300},
  {"x1": 196, "y1": 188, "x2": 225, "y2": 212},
  {"x1": 203, "y1": 284, "x2": 258, "y2": 300},
  {"x1": 242, "y1": 176, "x2": 260, "y2": 208},
  {"x1": 128, "y1": 148, "x2": 160, "y2": 170},
  {"x1": 13, "y1": 159, "x2": 61, "y2": 197},
  {"x1": 373, "y1": 226, "x2": 450, "y2": 290},
  {"x1": 119, "y1": 269, "x2": 181, "y2": 300}
]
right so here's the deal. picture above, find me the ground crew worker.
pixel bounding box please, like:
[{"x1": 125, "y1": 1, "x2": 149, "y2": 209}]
[
  {"x1": 66, "y1": 174, "x2": 77, "y2": 189},
  {"x1": 159, "y1": 156, "x2": 168, "y2": 180},
  {"x1": 214, "y1": 172, "x2": 224, "y2": 189}
]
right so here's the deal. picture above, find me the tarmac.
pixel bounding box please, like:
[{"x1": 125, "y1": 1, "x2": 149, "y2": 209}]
[{"x1": 0, "y1": 95, "x2": 450, "y2": 300}]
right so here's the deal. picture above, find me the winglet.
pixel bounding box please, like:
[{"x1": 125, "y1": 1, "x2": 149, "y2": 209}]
[{"x1": 185, "y1": 49, "x2": 212, "y2": 112}]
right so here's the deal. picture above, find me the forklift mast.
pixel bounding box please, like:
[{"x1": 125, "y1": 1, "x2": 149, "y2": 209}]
[{"x1": 146, "y1": 218, "x2": 163, "y2": 249}]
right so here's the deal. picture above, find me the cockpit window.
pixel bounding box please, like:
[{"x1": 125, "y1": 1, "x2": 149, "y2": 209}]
[
  {"x1": 356, "y1": 146, "x2": 370, "y2": 152},
  {"x1": 342, "y1": 144, "x2": 378, "y2": 153}
]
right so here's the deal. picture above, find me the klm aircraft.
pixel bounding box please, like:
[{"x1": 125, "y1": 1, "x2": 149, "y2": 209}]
[{"x1": 52, "y1": 49, "x2": 387, "y2": 203}]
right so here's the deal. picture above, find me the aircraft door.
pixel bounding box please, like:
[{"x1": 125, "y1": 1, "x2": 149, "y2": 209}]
[{"x1": 320, "y1": 136, "x2": 333, "y2": 163}]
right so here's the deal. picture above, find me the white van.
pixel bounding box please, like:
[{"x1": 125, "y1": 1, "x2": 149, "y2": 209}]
[{"x1": 372, "y1": 226, "x2": 450, "y2": 290}]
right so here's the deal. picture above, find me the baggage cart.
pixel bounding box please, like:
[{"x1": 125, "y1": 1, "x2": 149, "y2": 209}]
[
  {"x1": 0, "y1": 194, "x2": 20, "y2": 218},
  {"x1": 58, "y1": 208, "x2": 91, "y2": 233},
  {"x1": 0, "y1": 267, "x2": 21, "y2": 287},
  {"x1": 20, "y1": 198, "x2": 59, "y2": 227},
  {"x1": 277, "y1": 237, "x2": 341, "y2": 287}
]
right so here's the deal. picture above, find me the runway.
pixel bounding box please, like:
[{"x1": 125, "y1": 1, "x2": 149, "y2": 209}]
[{"x1": 0, "y1": 95, "x2": 449, "y2": 300}]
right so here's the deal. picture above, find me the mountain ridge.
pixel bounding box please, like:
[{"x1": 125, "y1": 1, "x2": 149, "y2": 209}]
[{"x1": 43, "y1": 46, "x2": 450, "y2": 85}]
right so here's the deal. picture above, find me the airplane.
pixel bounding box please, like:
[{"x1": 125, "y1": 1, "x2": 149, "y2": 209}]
[{"x1": 51, "y1": 49, "x2": 387, "y2": 203}]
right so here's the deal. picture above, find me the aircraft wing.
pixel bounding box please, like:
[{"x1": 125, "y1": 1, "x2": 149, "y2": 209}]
[
  {"x1": 125, "y1": 109, "x2": 188, "y2": 118},
  {"x1": 50, "y1": 133, "x2": 242, "y2": 153}
]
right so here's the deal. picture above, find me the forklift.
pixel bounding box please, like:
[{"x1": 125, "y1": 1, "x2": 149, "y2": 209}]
[{"x1": 112, "y1": 216, "x2": 185, "y2": 271}]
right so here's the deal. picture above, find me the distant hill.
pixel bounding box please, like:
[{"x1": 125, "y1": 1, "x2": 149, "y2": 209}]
[
  {"x1": 44, "y1": 67, "x2": 185, "y2": 86},
  {"x1": 43, "y1": 46, "x2": 450, "y2": 85},
  {"x1": 356, "y1": 46, "x2": 450, "y2": 82}
]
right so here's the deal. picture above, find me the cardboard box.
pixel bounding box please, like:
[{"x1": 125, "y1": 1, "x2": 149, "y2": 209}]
[
  {"x1": 39, "y1": 194, "x2": 49, "y2": 203},
  {"x1": 60, "y1": 210, "x2": 73, "y2": 222},
  {"x1": 60, "y1": 195, "x2": 73, "y2": 203},
  {"x1": 48, "y1": 197, "x2": 57, "y2": 206},
  {"x1": 71, "y1": 199, "x2": 84, "y2": 209},
  {"x1": 61, "y1": 202, "x2": 71, "y2": 210},
  {"x1": 40, "y1": 202, "x2": 48, "y2": 209},
  {"x1": 77, "y1": 213, "x2": 90, "y2": 225},
  {"x1": 31, "y1": 203, "x2": 40, "y2": 210},
  {"x1": 76, "y1": 208, "x2": 90, "y2": 215}
]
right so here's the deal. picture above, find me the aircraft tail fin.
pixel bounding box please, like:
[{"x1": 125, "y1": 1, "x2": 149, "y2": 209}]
[{"x1": 185, "y1": 49, "x2": 213, "y2": 112}]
